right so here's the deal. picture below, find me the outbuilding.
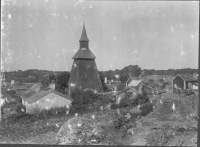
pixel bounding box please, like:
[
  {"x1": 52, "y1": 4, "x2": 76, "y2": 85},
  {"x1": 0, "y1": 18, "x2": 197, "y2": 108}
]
[
  {"x1": 21, "y1": 89, "x2": 72, "y2": 114},
  {"x1": 172, "y1": 74, "x2": 198, "y2": 93}
]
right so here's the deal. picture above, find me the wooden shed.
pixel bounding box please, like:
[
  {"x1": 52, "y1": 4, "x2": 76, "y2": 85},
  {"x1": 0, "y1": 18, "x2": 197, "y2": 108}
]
[{"x1": 172, "y1": 74, "x2": 198, "y2": 93}]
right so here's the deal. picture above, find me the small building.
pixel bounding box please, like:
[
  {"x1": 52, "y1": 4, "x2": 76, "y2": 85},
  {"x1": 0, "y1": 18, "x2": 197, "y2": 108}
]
[
  {"x1": 172, "y1": 74, "x2": 198, "y2": 93},
  {"x1": 21, "y1": 89, "x2": 72, "y2": 114},
  {"x1": 126, "y1": 77, "x2": 143, "y2": 88}
]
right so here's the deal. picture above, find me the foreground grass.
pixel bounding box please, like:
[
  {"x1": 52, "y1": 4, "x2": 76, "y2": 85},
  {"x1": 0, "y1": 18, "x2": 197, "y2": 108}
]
[
  {"x1": 0, "y1": 114, "x2": 71, "y2": 144},
  {"x1": 0, "y1": 109, "x2": 126, "y2": 144}
]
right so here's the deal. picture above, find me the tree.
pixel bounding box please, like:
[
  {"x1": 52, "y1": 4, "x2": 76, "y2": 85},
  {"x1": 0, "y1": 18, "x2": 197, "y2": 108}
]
[
  {"x1": 55, "y1": 72, "x2": 70, "y2": 94},
  {"x1": 70, "y1": 89, "x2": 99, "y2": 114},
  {"x1": 40, "y1": 77, "x2": 50, "y2": 89},
  {"x1": 120, "y1": 65, "x2": 142, "y2": 83}
]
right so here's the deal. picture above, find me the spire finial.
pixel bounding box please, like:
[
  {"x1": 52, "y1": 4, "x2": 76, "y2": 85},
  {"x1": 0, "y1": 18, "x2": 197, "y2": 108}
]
[
  {"x1": 83, "y1": 14, "x2": 84, "y2": 25},
  {"x1": 79, "y1": 14, "x2": 89, "y2": 42}
]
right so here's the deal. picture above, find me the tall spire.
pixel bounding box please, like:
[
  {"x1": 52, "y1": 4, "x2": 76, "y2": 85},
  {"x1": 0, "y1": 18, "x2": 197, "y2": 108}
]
[
  {"x1": 79, "y1": 15, "x2": 89, "y2": 42},
  {"x1": 72, "y1": 15, "x2": 96, "y2": 59}
]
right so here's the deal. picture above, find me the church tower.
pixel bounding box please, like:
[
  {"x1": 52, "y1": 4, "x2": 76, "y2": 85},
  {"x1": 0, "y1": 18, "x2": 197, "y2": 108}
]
[{"x1": 68, "y1": 21, "x2": 103, "y2": 94}]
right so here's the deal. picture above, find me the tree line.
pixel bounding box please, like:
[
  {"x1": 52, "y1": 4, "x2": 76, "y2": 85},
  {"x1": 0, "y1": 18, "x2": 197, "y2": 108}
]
[{"x1": 2, "y1": 66, "x2": 198, "y2": 94}]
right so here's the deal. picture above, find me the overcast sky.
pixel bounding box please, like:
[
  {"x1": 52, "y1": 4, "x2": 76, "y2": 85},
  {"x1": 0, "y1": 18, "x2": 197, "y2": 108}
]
[{"x1": 1, "y1": 0, "x2": 199, "y2": 72}]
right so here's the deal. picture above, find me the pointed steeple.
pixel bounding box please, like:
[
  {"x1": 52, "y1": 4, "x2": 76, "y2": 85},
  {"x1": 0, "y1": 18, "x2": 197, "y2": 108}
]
[
  {"x1": 79, "y1": 24, "x2": 89, "y2": 42},
  {"x1": 72, "y1": 16, "x2": 96, "y2": 59},
  {"x1": 79, "y1": 15, "x2": 89, "y2": 42}
]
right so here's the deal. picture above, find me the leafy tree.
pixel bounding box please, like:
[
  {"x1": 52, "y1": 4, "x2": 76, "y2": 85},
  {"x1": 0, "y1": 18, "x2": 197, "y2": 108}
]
[
  {"x1": 55, "y1": 71, "x2": 70, "y2": 94},
  {"x1": 70, "y1": 89, "x2": 99, "y2": 114},
  {"x1": 40, "y1": 77, "x2": 50, "y2": 89},
  {"x1": 120, "y1": 65, "x2": 142, "y2": 83}
]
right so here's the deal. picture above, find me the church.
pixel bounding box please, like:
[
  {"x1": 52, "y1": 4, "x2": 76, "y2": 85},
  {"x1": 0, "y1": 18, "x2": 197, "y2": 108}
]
[{"x1": 68, "y1": 21, "x2": 103, "y2": 94}]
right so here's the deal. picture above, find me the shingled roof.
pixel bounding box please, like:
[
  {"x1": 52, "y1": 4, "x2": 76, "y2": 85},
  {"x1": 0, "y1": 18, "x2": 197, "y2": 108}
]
[
  {"x1": 72, "y1": 48, "x2": 96, "y2": 59},
  {"x1": 178, "y1": 74, "x2": 198, "y2": 82},
  {"x1": 72, "y1": 23, "x2": 96, "y2": 59}
]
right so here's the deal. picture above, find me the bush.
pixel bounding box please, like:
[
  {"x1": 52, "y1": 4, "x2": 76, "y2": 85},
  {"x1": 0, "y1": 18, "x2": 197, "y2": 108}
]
[
  {"x1": 111, "y1": 103, "x2": 119, "y2": 109},
  {"x1": 139, "y1": 102, "x2": 153, "y2": 116},
  {"x1": 39, "y1": 107, "x2": 69, "y2": 118},
  {"x1": 70, "y1": 89, "x2": 102, "y2": 115},
  {"x1": 118, "y1": 98, "x2": 129, "y2": 108},
  {"x1": 137, "y1": 94, "x2": 149, "y2": 104},
  {"x1": 82, "y1": 90, "x2": 98, "y2": 104}
]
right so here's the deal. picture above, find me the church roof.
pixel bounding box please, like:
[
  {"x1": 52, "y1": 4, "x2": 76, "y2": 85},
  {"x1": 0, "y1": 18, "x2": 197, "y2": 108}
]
[
  {"x1": 72, "y1": 48, "x2": 96, "y2": 59},
  {"x1": 79, "y1": 24, "x2": 89, "y2": 42},
  {"x1": 73, "y1": 22, "x2": 96, "y2": 59}
]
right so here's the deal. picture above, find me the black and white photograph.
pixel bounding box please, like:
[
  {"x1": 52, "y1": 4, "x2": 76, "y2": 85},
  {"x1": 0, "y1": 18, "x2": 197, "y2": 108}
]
[{"x1": 0, "y1": 0, "x2": 199, "y2": 146}]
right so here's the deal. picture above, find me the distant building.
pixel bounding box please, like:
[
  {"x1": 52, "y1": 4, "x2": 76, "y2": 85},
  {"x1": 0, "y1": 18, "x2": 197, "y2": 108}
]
[
  {"x1": 172, "y1": 74, "x2": 198, "y2": 93},
  {"x1": 142, "y1": 75, "x2": 173, "y2": 85},
  {"x1": 21, "y1": 89, "x2": 72, "y2": 114},
  {"x1": 126, "y1": 77, "x2": 143, "y2": 88},
  {"x1": 68, "y1": 21, "x2": 103, "y2": 94}
]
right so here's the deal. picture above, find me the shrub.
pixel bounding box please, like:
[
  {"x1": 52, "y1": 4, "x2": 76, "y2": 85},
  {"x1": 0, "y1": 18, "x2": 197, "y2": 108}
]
[
  {"x1": 39, "y1": 107, "x2": 69, "y2": 118},
  {"x1": 139, "y1": 102, "x2": 153, "y2": 116},
  {"x1": 118, "y1": 98, "x2": 129, "y2": 108},
  {"x1": 128, "y1": 99, "x2": 138, "y2": 107},
  {"x1": 82, "y1": 90, "x2": 98, "y2": 105},
  {"x1": 111, "y1": 103, "x2": 119, "y2": 109},
  {"x1": 135, "y1": 94, "x2": 149, "y2": 105},
  {"x1": 70, "y1": 89, "x2": 102, "y2": 115}
]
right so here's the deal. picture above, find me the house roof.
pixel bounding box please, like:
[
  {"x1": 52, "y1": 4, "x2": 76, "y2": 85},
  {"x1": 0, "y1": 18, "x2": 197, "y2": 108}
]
[
  {"x1": 25, "y1": 83, "x2": 41, "y2": 93},
  {"x1": 189, "y1": 81, "x2": 199, "y2": 86},
  {"x1": 72, "y1": 48, "x2": 96, "y2": 59},
  {"x1": 178, "y1": 74, "x2": 198, "y2": 82},
  {"x1": 21, "y1": 89, "x2": 72, "y2": 104},
  {"x1": 128, "y1": 80, "x2": 143, "y2": 87},
  {"x1": 126, "y1": 76, "x2": 142, "y2": 84}
]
